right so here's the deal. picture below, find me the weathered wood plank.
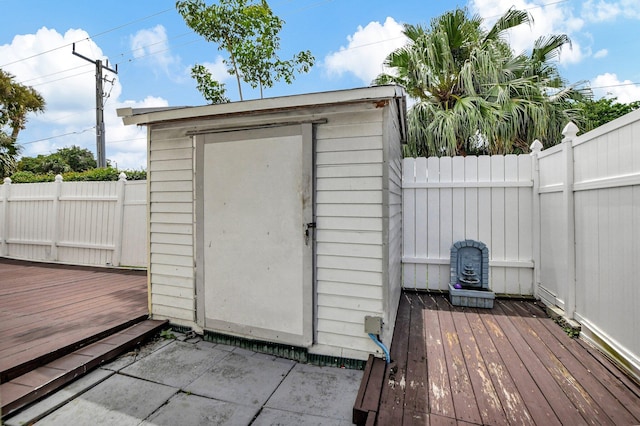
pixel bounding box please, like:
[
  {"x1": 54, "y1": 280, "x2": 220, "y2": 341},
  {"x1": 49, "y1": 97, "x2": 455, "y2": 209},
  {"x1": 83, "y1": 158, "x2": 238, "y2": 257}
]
[
  {"x1": 376, "y1": 292, "x2": 412, "y2": 425},
  {"x1": 492, "y1": 300, "x2": 591, "y2": 424},
  {"x1": 403, "y1": 294, "x2": 428, "y2": 416},
  {"x1": 422, "y1": 294, "x2": 455, "y2": 419},
  {"x1": 448, "y1": 303, "x2": 509, "y2": 425},
  {"x1": 466, "y1": 308, "x2": 537, "y2": 425},
  {"x1": 511, "y1": 301, "x2": 636, "y2": 425},
  {"x1": 434, "y1": 296, "x2": 482, "y2": 424}
]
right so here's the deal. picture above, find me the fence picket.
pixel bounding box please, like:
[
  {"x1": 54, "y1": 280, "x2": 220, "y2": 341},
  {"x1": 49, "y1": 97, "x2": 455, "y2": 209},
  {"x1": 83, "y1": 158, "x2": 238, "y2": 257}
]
[
  {"x1": 413, "y1": 158, "x2": 428, "y2": 289},
  {"x1": 426, "y1": 157, "x2": 442, "y2": 289},
  {"x1": 464, "y1": 156, "x2": 479, "y2": 240},
  {"x1": 402, "y1": 158, "x2": 417, "y2": 289}
]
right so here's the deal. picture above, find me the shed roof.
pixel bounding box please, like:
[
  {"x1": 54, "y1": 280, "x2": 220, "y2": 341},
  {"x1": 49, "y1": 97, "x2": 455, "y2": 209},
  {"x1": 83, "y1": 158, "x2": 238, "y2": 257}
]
[{"x1": 117, "y1": 85, "x2": 406, "y2": 127}]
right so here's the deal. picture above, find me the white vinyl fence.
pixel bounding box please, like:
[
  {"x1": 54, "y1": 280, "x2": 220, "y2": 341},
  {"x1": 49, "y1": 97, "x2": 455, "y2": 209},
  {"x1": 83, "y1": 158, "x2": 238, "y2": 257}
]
[
  {"x1": 0, "y1": 174, "x2": 147, "y2": 268},
  {"x1": 533, "y1": 110, "x2": 640, "y2": 380},
  {"x1": 402, "y1": 155, "x2": 534, "y2": 295}
]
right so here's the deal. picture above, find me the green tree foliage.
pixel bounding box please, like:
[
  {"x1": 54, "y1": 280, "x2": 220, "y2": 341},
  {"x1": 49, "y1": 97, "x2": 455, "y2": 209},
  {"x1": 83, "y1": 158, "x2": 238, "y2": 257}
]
[
  {"x1": 12, "y1": 146, "x2": 146, "y2": 182},
  {"x1": 576, "y1": 97, "x2": 640, "y2": 132},
  {"x1": 176, "y1": 0, "x2": 314, "y2": 103},
  {"x1": 18, "y1": 145, "x2": 97, "y2": 175},
  {"x1": 10, "y1": 167, "x2": 146, "y2": 183},
  {"x1": 0, "y1": 69, "x2": 45, "y2": 177},
  {"x1": 191, "y1": 64, "x2": 231, "y2": 104},
  {"x1": 374, "y1": 8, "x2": 589, "y2": 157}
]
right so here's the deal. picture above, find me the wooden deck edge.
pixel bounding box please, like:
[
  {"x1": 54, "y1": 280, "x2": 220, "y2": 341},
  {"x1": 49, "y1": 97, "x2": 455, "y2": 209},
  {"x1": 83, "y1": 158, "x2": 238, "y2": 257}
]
[
  {"x1": 1, "y1": 314, "x2": 149, "y2": 383},
  {"x1": 1, "y1": 319, "x2": 167, "y2": 419},
  {"x1": 353, "y1": 354, "x2": 387, "y2": 425}
]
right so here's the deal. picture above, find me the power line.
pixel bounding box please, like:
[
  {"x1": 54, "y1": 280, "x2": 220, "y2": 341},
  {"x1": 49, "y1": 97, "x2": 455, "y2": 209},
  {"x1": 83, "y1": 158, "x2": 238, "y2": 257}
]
[
  {"x1": 0, "y1": 7, "x2": 174, "y2": 69},
  {"x1": 107, "y1": 137, "x2": 146, "y2": 145},
  {"x1": 18, "y1": 127, "x2": 95, "y2": 146},
  {"x1": 17, "y1": 64, "x2": 93, "y2": 85}
]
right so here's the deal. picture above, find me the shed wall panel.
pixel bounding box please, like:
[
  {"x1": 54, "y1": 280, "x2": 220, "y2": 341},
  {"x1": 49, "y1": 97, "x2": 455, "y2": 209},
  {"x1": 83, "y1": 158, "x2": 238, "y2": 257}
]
[
  {"x1": 383, "y1": 98, "x2": 404, "y2": 347},
  {"x1": 314, "y1": 106, "x2": 389, "y2": 358},
  {"x1": 148, "y1": 130, "x2": 196, "y2": 327}
]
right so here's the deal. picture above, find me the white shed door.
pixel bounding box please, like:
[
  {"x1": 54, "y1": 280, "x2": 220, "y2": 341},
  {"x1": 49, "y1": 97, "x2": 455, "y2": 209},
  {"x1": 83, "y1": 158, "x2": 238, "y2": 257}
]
[{"x1": 197, "y1": 124, "x2": 313, "y2": 347}]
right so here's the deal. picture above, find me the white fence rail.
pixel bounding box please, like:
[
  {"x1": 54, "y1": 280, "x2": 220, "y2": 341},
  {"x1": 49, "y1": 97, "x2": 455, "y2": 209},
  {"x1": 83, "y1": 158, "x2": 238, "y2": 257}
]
[
  {"x1": 402, "y1": 155, "x2": 534, "y2": 295},
  {"x1": 0, "y1": 174, "x2": 147, "y2": 268}
]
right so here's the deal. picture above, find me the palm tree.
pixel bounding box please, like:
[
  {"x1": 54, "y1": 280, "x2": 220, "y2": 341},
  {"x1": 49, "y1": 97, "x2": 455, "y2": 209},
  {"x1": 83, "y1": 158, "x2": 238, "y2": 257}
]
[{"x1": 374, "y1": 7, "x2": 588, "y2": 157}]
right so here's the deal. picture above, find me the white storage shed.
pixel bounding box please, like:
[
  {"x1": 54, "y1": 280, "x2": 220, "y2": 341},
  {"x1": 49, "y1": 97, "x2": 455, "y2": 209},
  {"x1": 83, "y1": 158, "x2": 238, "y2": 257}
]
[{"x1": 118, "y1": 86, "x2": 406, "y2": 362}]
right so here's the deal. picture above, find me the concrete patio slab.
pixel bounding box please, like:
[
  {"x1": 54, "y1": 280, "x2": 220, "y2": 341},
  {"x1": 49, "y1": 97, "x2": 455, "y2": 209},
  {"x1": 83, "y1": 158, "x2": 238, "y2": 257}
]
[
  {"x1": 184, "y1": 351, "x2": 295, "y2": 407},
  {"x1": 5, "y1": 337, "x2": 365, "y2": 425},
  {"x1": 265, "y1": 362, "x2": 363, "y2": 422},
  {"x1": 141, "y1": 392, "x2": 258, "y2": 426},
  {"x1": 120, "y1": 340, "x2": 230, "y2": 388},
  {"x1": 252, "y1": 407, "x2": 353, "y2": 425},
  {"x1": 4, "y1": 368, "x2": 114, "y2": 426},
  {"x1": 34, "y1": 374, "x2": 177, "y2": 426}
]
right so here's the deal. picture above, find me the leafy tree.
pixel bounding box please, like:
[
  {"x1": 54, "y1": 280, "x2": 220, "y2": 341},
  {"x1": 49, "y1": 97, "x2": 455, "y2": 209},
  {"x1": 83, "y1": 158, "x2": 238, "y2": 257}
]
[
  {"x1": 576, "y1": 97, "x2": 640, "y2": 132},
  {"x1": 0, "y1": 69, "x2": 45, "y2": 176},
  {"x1": 54, "y1": 146, "x2": 97, "y2": 172},
  {"x1": 374, "y1": 8, "x2": 588, "y2": 157},
  {"x1": 0, "y1": 132, "x2": 20, "y2": 178},
  {"x1": 191, "y1": 64, "x2": 230, "y2": 104},
  {"x1": 176, "y1": 0, "x2": 314, "y2": 103},
  {"x1": 17, "y1": 146, "x2": 97, "y2": 175}
]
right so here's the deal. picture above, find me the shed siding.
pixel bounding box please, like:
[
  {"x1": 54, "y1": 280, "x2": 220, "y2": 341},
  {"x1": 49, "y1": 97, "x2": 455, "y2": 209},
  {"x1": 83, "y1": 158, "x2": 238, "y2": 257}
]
[
  {"x1": 383, "y1": 99, "x2": 404, "y2": 347},
  {"x1": 314, "y1": 106, "x2": 387, "y2": 358},
  {"x1": 148, "y1": 125, "x2": 196, "y2": 326}
]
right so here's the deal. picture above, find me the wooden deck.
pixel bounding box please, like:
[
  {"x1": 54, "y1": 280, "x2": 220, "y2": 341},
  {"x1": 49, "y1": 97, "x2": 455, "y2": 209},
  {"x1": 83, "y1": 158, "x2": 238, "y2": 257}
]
[
  {"x1": 376, "y1": 292, "x2": 640, "y2": 425},
  {"x1": 0, "y1": 258, "x2": 148, "y2": 383}
]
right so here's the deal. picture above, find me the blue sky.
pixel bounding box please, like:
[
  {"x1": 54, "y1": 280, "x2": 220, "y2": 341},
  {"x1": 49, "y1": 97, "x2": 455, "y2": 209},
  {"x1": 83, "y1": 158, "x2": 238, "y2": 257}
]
[{"x1": 1, "y1": 0, "x2": 639, "y2": 170}]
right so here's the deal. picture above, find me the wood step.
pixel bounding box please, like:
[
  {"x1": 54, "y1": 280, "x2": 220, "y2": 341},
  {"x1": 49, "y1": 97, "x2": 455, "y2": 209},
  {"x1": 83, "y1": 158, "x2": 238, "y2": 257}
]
[
  {"x1": 1, "y1": 319, "x2": 167, "y2": 418},
  {"x1": 353, "y1": 354, "x2": 387, "y2": 425}
]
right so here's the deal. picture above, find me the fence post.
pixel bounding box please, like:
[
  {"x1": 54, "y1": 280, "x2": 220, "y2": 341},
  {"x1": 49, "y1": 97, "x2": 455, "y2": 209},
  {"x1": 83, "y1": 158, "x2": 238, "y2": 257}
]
[
  {"x1": 562, "y1": 122, "x2": 578, "y2": 319},
  {"x1": 50, "y1": 174, "x2": 63, "y2": 261},
  {"x1": 111, "y1": 172, "x2": 127, "y2": 267},
  {"x1": 1, "y1": 177, "x2": 11, "y2": 256},
  {"x1": 529, "y1": 140, "x2": 543, "y2": 300}
]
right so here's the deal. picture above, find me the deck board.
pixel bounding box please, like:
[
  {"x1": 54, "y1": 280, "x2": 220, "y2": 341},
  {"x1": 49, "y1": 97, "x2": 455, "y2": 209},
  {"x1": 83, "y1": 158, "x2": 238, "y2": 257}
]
[
  {"x1": 0, "y1": 258, "x2": 148, "y2": 382},
  {"x1": 375, "y1": 292, "x2": 640, "y2": 425}
]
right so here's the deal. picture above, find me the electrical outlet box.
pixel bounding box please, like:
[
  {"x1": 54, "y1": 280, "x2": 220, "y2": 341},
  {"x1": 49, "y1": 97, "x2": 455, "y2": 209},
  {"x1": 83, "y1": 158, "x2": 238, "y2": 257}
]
[{"x1": 364, "y1": 316, "x2": 383, "y2": 334}]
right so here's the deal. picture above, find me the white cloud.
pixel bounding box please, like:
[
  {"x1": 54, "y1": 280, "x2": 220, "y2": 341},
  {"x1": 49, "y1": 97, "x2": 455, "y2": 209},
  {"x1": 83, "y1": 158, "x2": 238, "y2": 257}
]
[
  {"x1": 591, "y1": 72, "x2": 640, "y2": 103},
  {"x1": 197, "y1": 56, "x2": 231, "y2": 82},
  {"x1": 0, "y1": 27, "x2": 168, "y2": 170},
  {"x1": 593, "y1": 48, "x2": 608, "y2": 58},
  {"x1": 130, "y1": 25, "x2": 181, "y2": 79},
  {"x1": 621, "y1": 0, "x2": 640, "y2": 19},
  {"x1": 581, "y1": 0, "x2": 621, "y2": 22},
  {"x1": 470, "y1": 0, "x2": 586, "y2": 65},
  {"x1": 324, "y1": 17, "x2": 408, "y2": 85},
  {"x1": 581, "y1": 0, "x2": 640, "y2": 21}
]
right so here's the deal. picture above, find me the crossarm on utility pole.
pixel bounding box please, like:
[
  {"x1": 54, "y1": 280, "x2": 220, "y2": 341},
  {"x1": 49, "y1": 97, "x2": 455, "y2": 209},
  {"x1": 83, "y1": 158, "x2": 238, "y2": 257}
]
[{"x1": 72, "y1": 43, "x2": 118, "y2": 168}]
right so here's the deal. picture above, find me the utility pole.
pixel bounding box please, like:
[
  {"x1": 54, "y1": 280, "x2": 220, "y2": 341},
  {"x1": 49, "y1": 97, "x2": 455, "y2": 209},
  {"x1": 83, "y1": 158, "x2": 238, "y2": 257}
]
[{"x1": 72, "y1": 43, "x2": 118, "y2": 168}]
